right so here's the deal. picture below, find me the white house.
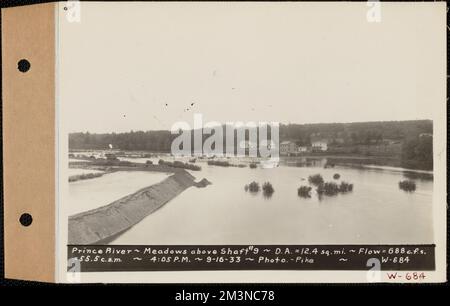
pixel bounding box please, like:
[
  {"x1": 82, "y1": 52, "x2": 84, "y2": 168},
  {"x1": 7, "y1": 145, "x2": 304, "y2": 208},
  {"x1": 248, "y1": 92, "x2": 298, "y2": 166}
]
[
  {"x1": 298, "y1": 146, "x2": 308, "y2": 153},
  {"x1": 311, "y1": 140, "x2": 328, "y2": 152}
]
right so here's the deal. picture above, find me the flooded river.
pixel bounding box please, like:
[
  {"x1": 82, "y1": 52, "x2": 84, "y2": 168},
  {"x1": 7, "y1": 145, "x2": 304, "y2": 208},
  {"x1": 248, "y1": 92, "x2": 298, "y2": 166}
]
[{"x1": 67, "y1": 158, "x2": 434, "y2": 245}]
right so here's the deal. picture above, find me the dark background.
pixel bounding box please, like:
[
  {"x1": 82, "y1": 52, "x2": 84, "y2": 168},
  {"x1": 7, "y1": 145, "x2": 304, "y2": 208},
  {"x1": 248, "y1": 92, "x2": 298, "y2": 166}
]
[{"x1": 0, "y1": 0, "x2": 448, "y2": 302}]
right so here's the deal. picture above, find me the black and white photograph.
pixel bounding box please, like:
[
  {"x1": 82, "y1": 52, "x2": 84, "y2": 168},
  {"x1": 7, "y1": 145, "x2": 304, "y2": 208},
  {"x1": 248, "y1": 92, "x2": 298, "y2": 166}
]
[{"x1": 54, "y1": 2, "x2": 446, "y2": 283}]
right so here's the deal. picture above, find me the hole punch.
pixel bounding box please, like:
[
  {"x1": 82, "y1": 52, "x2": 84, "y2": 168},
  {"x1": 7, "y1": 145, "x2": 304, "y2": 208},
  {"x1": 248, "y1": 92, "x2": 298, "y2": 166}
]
[
  {"x1": 19, "y1": 213, "x2": 33, "y2": 227},
  {"x1": 17, "y1": 59, "x2": 31, "y2": 73}
]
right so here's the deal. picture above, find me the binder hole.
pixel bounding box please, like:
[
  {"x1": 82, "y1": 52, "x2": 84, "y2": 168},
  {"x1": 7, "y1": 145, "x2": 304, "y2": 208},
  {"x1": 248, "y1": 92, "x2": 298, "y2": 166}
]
[
  {"x1": 17, "y1": 59, "x2": 31, "y2": 73},
  {"x1": 19, "y1": 213, "x2": 33, "y2": 227}
]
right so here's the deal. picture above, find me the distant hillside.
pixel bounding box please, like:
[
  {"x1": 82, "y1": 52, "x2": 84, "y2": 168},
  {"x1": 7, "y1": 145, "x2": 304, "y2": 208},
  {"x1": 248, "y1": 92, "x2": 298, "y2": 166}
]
[{"x1": 69, "y1": 120, "x2": 432, "y2": 151}]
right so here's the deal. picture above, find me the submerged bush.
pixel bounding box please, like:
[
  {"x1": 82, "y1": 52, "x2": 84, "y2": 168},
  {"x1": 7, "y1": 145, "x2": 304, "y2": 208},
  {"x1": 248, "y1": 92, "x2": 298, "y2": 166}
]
[
  {"x1": 208, "y1": 160, "x2": 247, "y2": 168},
  {"x1": 262, "y1": 182, "x2": 274, "y2": 196},
  {"x1": 249, "y1": 163, "x2": 257, "y2": 169},
  {"x1": 158, "y1": 159, "x2": 201, "y2": 171},
  {"x1": 244, "y1": 184, "x2": 249, "y2": 192},
  {"x1": 339, "y1": 181, "x2": 353, "y2": 192},
  {"x1": 308, "y1": 174, "x2": 324, "y2": 186},
  {"x1": 399, "y1": 180, "x2": 416, "y2": 192},
  {"x1": 208, "y1": 160, "x2": 230, "y2": 167},
  {"x1": 333, "y1": 173, "x2": 340, "y2": 180},
  {"x1": 298, "y1": 186, "x2": 312, "y2": 198},
  {"x1": 315, "y1": 180, "x2": 354, "y2": 197},
  {"x1": 316, "y1": 182, "x2": 340, "y2": 196},
  {"x1": 248, "y1": 181, "x2": 260, "y2": 192}
]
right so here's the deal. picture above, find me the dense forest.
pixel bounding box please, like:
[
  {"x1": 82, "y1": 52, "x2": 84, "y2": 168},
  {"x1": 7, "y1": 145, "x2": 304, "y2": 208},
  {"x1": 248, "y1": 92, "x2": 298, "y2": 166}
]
[
  {"x1": 69, "y1": 120, "x2": 432, "y2": 151},
  {"x1": 279, "y1": 120, "x2": 432, "y2": 145}
]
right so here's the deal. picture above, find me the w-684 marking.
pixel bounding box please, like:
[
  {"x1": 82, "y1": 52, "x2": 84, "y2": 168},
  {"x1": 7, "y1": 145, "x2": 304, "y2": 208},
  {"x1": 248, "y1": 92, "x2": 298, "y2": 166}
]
[{"x1": 386, "y1": 272, "x2": 427, "y2": 281}]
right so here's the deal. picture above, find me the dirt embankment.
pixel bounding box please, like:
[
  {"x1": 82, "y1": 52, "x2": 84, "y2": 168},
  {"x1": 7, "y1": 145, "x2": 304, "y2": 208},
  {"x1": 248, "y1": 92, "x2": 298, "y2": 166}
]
[{"x1": 68, "y1": 171, "x2": 209, "y2": 245}]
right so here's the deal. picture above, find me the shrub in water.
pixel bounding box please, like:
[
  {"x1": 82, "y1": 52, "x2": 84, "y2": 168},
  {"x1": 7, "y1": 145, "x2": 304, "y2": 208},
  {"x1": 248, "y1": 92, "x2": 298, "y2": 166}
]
[
  {"x1": 339, "y1": 181, "x2": 353, "y2": 192},
  {"x1": 244, "y1": 184, "x2": 249, "y2": 192},
  {"x1": 399, "y1": 180, "x2": 416, "y2": 192},
  {"x1": 333, "y1": 173, "x2": 340, "y2": 180},
  {"x1": 298, "y1": 186, "x2": 312, "y2": 198},
  {"x1": 248, "y1": 181, "x2": 260, "y2": 192},
  {"x1": 317, "y1": 182, "x2": 340, "y2": 196},
  {"x1": 249, "y1": 163, "x2": 257, "y2": 169},
  {"x1": 262, "y1": 182, "x2": 274, "y2": 196},
  {"x1": 207, "y1": 160, "x2": 230, "y2": 167},
  {"x1": 158, "y1": 159, "x2": 201, "y2": 171},
  {"x1": 308, "y1": 174, "x2": 324, "y2": 186}
]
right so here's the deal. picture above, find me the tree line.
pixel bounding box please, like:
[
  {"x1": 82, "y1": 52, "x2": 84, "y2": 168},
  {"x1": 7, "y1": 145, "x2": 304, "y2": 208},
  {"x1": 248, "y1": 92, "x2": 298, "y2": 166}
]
[{"x1": 70, "y1": 120, "x2": 432, "y2": 151}]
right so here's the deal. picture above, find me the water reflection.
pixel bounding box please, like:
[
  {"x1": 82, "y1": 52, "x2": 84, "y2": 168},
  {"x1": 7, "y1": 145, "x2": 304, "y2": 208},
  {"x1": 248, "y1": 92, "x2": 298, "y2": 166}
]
[
  {"x1": 402, "y1": 171, "x2": 433, "y2": 181},
  {"x1": 262, "y1": 192, "x2": 273, "y2": 199}
]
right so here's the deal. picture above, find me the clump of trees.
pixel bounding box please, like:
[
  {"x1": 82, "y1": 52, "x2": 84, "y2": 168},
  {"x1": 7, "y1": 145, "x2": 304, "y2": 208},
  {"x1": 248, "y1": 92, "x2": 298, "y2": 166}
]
[
  {"x1": 262, "y1": 182, "x2": 274, "y2": 196},
  {"x1": 317, "y1": 182, "x2": 340, "y2": 196},
  {"x1": 247, "y1": 181, "x2": 260, "y2": 192},
  {"x1": 399, "y1": 180, "x2": 416, "y2": 192},
  {"x1": 208, "y1": 160, "x2": 247, "y2": 168},
  {"x1": 308, "y1": 174, "x2": 324, "y2": 186},
  {"x1": 245, "y1": 181, "x2": 274, "y2": 196},
  {"x1": 298, "y1": 186, "x2": 312, "y2": 198},
  {"x1": 339, "y1": 181, "x2": 353, "y2": 192},
  {"x1": 299, "y1": 173, "x2": 355, "y2": 198},
  {"x1": 208, "y1": 160, "x2": 231, "y2": 167},
  {"x1": 316, "y1": 181, "x2": 354, "y2": 196},
  {"x1": 401, "y1": 135, "x2": 433, "y2": 170}
]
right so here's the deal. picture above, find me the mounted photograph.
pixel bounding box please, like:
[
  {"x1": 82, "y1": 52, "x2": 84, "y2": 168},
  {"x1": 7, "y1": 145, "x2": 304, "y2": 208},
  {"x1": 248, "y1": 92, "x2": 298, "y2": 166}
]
[{"x1": 55, "y1": 2, "x2": 446, "y2": 283}]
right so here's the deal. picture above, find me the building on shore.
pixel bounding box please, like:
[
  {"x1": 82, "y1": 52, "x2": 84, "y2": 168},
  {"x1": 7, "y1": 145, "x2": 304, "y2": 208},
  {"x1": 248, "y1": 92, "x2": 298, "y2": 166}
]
[
  {"x1": 311, "y1": 139, "x2": 328, "y2": 152},
  {"x1": 280, "y1": 141, "x2": 298, "y2": 156},
  {"x1": 297, "y1": 146, "x2": 308, "y2": 153}
]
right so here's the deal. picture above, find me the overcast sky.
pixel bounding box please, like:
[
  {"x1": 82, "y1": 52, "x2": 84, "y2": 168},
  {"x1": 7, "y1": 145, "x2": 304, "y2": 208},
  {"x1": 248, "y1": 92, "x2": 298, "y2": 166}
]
[{"x1": 59, "y1": 2, "x2": 445, "y2": 133}]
